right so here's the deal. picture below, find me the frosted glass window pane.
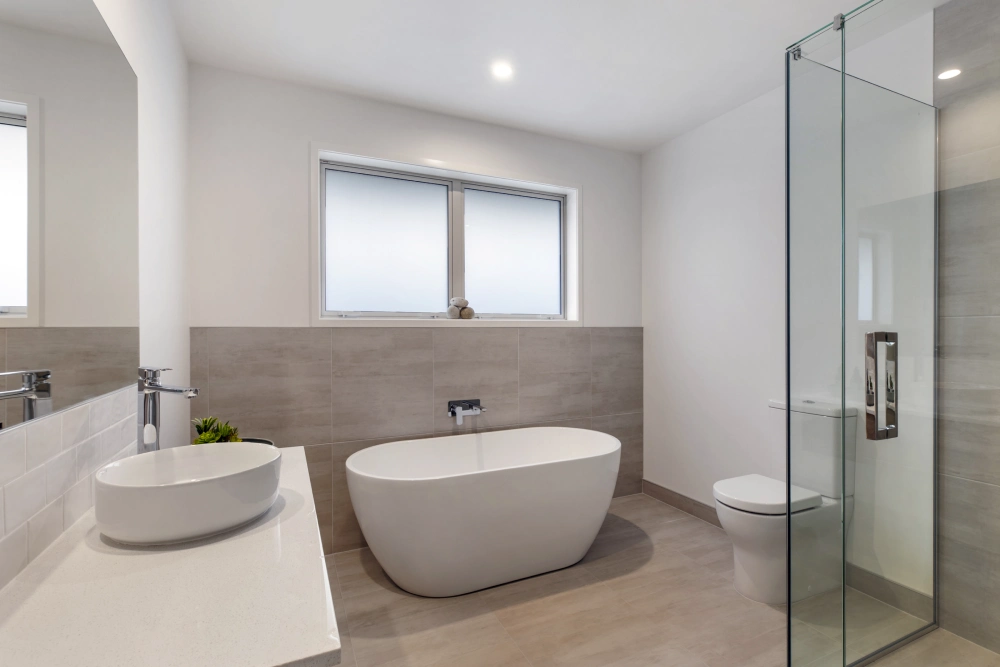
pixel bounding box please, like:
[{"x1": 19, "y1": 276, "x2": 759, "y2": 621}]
[
  {"x1": 0, "y1": 122, "x2": 27, "y2": 309},
  {"x1": 464, "y1": 189, "x2": 561, "y2": 315},
  {"x1": 325, "y1": 169, "x2": 448, "y2": 313}
]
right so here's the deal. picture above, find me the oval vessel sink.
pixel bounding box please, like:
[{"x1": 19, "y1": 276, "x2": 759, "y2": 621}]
[{"x1": 95, "y1": 441, "x2": 281, "y2": 545}]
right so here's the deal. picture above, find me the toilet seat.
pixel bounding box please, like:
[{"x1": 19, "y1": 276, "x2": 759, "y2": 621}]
[{"x1": 713, "y1": 474, "x2": 821, "y2": 515}]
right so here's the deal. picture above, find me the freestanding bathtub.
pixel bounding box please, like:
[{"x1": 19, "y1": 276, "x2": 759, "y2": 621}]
[{"x1": 346, "y1": 427, "x2": 621, "y2": 597}]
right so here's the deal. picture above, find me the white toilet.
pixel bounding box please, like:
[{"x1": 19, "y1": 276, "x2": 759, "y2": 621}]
[{"x1": 713, "y1": 400, "x2": 856, "y2": 606}]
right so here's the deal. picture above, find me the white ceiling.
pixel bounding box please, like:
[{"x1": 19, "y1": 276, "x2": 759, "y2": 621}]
[
  {"x1": 0, "y1": 0, "x2": 115, "y2": 45},
  {"x1": 170, "y1": 0, "x2": 852, "y2": 152}
]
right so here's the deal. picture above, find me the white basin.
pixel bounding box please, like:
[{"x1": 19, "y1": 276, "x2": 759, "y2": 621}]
[{"x1": 95, "y1": 442, "x2": 282, "y2": 545}]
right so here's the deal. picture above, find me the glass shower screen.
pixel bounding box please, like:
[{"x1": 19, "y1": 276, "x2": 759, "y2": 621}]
[{"x1": 787, "y1": 1, "x2": 937, "y2": 665}]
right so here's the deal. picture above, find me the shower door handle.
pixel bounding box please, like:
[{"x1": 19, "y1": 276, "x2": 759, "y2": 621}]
[{"x1": 865, "y1": 331, "x2": 898, "y2": 440}]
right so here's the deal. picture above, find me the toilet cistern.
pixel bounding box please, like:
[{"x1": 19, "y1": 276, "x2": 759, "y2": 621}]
[
  {"x1": 447, "y1": 399, "x2": 485, "y2": 426},
  {"x1": 138, "y1": 367, "x2": 199, "y2": 454}
]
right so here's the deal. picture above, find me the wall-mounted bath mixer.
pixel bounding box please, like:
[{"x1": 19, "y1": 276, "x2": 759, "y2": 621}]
[{"x1": 447, "y1": 399, "x2": 485, "y2": 426}]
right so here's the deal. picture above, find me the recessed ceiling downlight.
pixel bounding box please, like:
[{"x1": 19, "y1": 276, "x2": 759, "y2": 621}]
[
  {"x1": 491, "y1": 61, "x2": 514, "y2": 81},
  {"x1": 938, "y1": 69, "x2": 961, "y2": 80}
]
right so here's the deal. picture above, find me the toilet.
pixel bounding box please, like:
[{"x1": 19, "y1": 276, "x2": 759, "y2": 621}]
[{"x1": 713, "y1": 400, "x2": 856, "y2": 606}]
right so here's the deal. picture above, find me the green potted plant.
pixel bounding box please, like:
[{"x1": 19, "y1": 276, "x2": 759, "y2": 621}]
[{"x1": 191, "y1": 417, "x2": 274, "y2": 446}]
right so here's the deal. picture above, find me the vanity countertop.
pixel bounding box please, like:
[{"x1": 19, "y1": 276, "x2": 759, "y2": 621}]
[{"x1": 0, "y1": 446, "x2": 340, "y2": 667}]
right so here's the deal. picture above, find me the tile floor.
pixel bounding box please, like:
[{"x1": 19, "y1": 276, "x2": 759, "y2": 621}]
[
  {"x1": 870, "y1": 629, "x2": 1000, "y2": 667},
  {"x1": 793, "y1": 587, "x2": 926, "y2": 665},
  {"x1": 323, "y1": 493, "x2": 1000, "y2": 667}
]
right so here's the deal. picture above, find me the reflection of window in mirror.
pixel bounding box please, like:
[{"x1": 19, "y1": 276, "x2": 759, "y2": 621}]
[
  {"x1": 0, "y1": 101, "x2": 27, "y2": 316},
  {"x1": 0, "y1": 96, "x2": 38, "y2": 325}
]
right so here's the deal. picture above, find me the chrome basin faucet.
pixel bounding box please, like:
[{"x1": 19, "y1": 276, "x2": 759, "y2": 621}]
[
  {"x1": 138, "y1": 367, "x2": 199, "y2": 454},
  {"x1": 447, "y1": 399, "x2": 485, "y2": 426}
]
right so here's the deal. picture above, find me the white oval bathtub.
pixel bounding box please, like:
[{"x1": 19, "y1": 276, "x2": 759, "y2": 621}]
[{"x1": 346, "y1": 427, "x2": 621, "y2": 597}]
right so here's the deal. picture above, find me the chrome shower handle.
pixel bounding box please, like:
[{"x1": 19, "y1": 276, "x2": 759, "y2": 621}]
[{"x1": 865, "y1": 331, "x2": 898, "y2": 440}]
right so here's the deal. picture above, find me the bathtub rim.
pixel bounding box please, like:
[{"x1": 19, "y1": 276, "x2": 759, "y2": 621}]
[{"x1": 345, "y1": 426, "x2": 621, "y2": 483}]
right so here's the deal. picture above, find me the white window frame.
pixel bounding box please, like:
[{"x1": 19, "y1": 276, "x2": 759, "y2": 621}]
[
  {"x1": 0, "y1": 92, "x2": 41, "y2": 328},
  {"x1": 311, "y1": 147, "x2": 581, "y2": 327}
]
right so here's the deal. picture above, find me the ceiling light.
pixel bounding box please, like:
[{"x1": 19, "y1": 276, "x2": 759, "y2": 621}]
[
  {"x1": 491, "y1": 61, "x2": 514, "y2": 81},
  {"x1": 938, "y1": 69, "x2": 961, "y2": 80}
]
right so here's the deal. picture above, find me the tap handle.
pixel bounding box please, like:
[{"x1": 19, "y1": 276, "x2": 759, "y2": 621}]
[{"x1": 138, "y1": 367, "x2": 171, "y2": 383}]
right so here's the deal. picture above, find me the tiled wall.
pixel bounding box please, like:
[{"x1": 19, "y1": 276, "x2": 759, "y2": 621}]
[
  {"x1": 0, "y1": 328, "x2": 139, "y2": 428},
  {"x1": 191, "y1": 326, "x2": 643, "y2": 554},
  {"x1": 0, "y1": 385, "x2": 137, "y2": 590},
  {"x1": 935, "y1": 0, "x2": 1000, "y2": 653}
]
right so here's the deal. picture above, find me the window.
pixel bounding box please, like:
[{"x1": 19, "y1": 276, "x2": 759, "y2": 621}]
[
  {"x1": 0, "y1": 107, "x2": 27, "y2": 316},
  {"x1": 320, "y1": 161, "x2": 566, "y2": 319}
]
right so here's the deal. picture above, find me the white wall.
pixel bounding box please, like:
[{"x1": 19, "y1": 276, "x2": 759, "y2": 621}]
[
  {"x1": 93, "y1": 0, "x2": 190, "y2": 448},
  {"x1": 0, "y1": 21, "x2": 137, "y2": 327},
  {"x1": 186, "y1": 64, "x2": 642, "y2": 328},
  {"x1": 642, "y1": 88, "x2": 787, "y2": 506}
]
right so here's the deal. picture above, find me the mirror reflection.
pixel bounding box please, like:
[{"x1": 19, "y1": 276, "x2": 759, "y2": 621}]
[{"x1": 0, "y1": 0, "x2": 138, "y2": 429}]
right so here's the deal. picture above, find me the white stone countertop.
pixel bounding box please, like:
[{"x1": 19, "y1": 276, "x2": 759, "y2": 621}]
[{"x1": 0, "y1": 446, "x2": 340, "y2": 667}]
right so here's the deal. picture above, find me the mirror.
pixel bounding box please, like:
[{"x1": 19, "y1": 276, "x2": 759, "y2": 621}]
[{"x1": 0, "y1": 0, "x2": 138, "y2": 429}]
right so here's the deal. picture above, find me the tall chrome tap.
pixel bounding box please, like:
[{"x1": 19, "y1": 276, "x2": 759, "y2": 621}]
[{"x1": 137, "y1": 367, "x2": 198, "y2": 454}]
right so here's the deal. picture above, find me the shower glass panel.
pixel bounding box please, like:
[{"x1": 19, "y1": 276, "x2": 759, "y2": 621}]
[
  {"x1": 787, "y1": 25, "x2": 847, "y2": 667},
  {"x1": 788, "y1": 1, "x2": 938, "y2": 664}
]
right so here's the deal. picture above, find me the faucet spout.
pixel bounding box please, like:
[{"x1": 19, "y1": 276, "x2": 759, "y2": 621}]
[{"x1": 149, "y1": 384, "x2": 199, "y2": 398}]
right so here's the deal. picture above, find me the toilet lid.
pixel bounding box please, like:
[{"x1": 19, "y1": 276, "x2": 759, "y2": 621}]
[{"x1": 713, "y1": 474, "x2": 822, "y2": 515}]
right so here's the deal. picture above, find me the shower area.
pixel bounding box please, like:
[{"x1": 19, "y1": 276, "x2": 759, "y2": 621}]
[{"x1": 786, "y1": 0, "x2": 1000, "y2": 664}]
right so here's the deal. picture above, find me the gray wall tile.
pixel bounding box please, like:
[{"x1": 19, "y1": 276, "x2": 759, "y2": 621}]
[
  {"x1": 331, "y1": 329, "x2": 433, "y2": 442},
  {"x1": 936, "y1": 2, "x2": 1000, "y2": 651},
  {"x1": 939, "y1": 316, "x2": 1000, "y2": 485},
  {"x1": 938, "y1": 474, "x2": 1000, "y2": 653},
  {"x1": 940, "y1": 473, "x2": 1000, "y2": 556},
  {"x1": 940, "y1": 315, "x2": 1000, "y2": 384},
  {"x1": 591, "y1": 327, "x2": 642, "y2": 417},
  {"x1": 939, "y1": 417, "x2": 1000, "y2": 487},
  {"x1": 935, "y1": 0, "x2": 1000, "y2": 105},
  {"x1": 2, "y1": 328, "x2": 138, "y2": 427},
  {"x1": 939, "y1": 180, "x2": 1000, "y2": 317},
  {"x1": 592, "y1": 413, "x2": 643, "y2": 497},
  {"x1": 518, "y1": 329, "x2": 591, "y2": 423},
  {"x1": 433, "y1": 329, "x2": 519, "y2": 433},
  {"x1": 0, "y1": 329, "x2": 5, "y2": 429},
  {"x1": 207, "y1": 328, "x2": 332, "y2": 447},
  {"x1": 304, "y1": 443, "x2": 333, "y2": 553}
]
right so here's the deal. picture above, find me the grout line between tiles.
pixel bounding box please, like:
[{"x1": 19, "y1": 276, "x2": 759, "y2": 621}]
[
  {"x1": 496, "y1": 610, "x2": 536, "y2": 667},
  {"x1": 431, "y1": 327, "x2": 436, "y2": 435},
  {"x1": 515, "y1": 327, "x2": 521, "y2": 426},
  {"x1": 938, "y1": 470, "x2": 1000, "y2": 491},
  {"x1": 329, "y1": 328, "x2": 334, "y2": 453},
  {"x1": 589, "y1": 327, "x2": 595, "y2": 419}
]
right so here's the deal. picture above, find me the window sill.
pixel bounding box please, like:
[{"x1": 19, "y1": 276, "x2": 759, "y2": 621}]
[{"x1": 313, "y1": 317, "x2": 582, "y2": 328}]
